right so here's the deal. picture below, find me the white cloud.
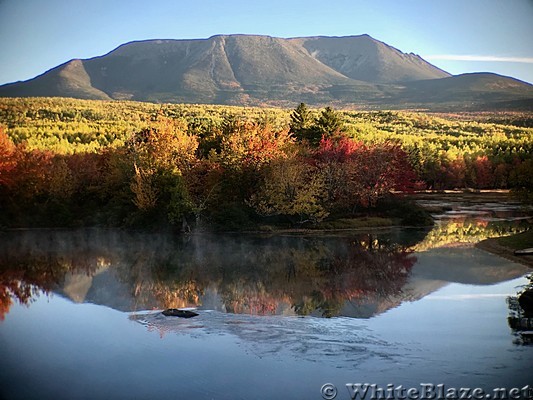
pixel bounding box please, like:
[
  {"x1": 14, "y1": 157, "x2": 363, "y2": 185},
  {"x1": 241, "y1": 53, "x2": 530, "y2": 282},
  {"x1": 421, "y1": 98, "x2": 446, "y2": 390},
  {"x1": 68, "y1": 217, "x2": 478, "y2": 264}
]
[{"x1": 424, "y1": 55, "x2": 533, "y2": 63}]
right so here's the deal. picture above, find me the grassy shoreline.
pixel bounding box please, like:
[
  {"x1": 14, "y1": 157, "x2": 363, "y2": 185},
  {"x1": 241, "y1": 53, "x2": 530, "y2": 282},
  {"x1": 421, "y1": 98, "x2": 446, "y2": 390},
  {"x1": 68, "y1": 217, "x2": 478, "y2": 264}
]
[{"x1": 476, "y1": 230, "x2": 533, "y2": 269}]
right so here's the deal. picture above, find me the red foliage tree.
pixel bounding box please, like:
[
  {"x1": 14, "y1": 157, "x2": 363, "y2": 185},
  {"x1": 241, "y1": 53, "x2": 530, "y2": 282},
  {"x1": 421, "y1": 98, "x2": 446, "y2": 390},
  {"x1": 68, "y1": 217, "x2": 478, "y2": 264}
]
[
  {"x1": 313, "y1": 138, "x2": 418, "y2": 211},
  {"x1": 0, "y1": 128, "x2": 17, "y2": 187},
  {"x1": 7, "y1": 147, "x2": 54, "y2": 203},
  {"x1": 472, "y1": 155, "x2": 494, "y2": 189},
  {"x1": 440, "y1": 157, "x2": 466, "y2": 189},
  {"x1": 313, "y1": 137, "x2": 363, "y2": 163}
]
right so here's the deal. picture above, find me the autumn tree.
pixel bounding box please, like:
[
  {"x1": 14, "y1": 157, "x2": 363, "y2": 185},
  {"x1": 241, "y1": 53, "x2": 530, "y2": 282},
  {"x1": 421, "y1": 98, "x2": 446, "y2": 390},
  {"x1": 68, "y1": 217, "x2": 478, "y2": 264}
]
[
  {"x1": 470, "y1": 155, "x2": 493, "y2": 189},
  {"x1": 182, "y1": 159, "x2": 223, "y2": 227},
  {"x1": 248, "y1": 157, "x2": 328, "y2": 224},
  {"x1": 312, "y1": 137, "x2": 363, "y2": 212},
  {"x1": 353, "y1": 143, "x2": 417, "y2": 207},
  {"x1": 312, "y1": 138, "x2": 418, "y2": 212},
  {"x1": 218, "y1": 120, "x2": 292, "y2": 171},
  {"x1": 126, "y1": 118, "x2": 198, "y2": 225},
  {"x1": 127, "y1": 118, "x2": 197, "y2": 172},
  {"x1": 216, "y1": 120, "x2": 294, "y2": 208},
  {"x1": 0, "y1": 128, "x2": 16, "y2": 187},
  {"x1": 440, "y1": 157, "x2": 466, "y2": 189},
  {"x1": 510, "y1": 159, "x2": 533, "y2": 204}
]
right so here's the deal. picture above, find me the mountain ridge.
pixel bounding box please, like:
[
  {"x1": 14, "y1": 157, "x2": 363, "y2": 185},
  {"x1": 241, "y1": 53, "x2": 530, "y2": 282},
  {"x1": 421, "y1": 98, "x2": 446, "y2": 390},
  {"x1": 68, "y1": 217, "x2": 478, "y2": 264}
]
[{"x1": 1, "y1": 34, "x2": 532, "y2": 110}]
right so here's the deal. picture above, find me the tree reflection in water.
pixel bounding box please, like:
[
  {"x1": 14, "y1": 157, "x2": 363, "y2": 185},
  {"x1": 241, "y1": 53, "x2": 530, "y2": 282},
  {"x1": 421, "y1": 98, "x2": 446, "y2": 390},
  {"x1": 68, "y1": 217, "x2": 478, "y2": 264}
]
[
  {"x1": 413, "y1": 218, "x2": 529, "y2": 252},
  {"x1": 507, "y1": 274, "x2": 533, "y2": 345},
  {"x1": 0, "y1": 230, "x2": 417, "y2": 319}
]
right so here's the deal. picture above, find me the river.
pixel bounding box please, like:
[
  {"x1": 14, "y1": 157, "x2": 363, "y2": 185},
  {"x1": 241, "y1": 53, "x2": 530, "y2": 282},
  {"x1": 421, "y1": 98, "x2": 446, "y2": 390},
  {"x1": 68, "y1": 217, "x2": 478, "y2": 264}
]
[{"x1": 0, "y1": 197, "x2": 532, "y2": 400}]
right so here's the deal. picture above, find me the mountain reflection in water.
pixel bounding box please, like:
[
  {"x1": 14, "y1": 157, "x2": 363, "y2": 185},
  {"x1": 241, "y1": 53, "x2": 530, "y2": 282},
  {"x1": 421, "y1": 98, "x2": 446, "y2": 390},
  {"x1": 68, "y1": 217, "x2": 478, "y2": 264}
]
[
  {"x1": 0, "y1": 231, "x2": 418, "y2": 319},
  {"x1": 1, "y1": 201, "x2": 530, "y2": 322}
]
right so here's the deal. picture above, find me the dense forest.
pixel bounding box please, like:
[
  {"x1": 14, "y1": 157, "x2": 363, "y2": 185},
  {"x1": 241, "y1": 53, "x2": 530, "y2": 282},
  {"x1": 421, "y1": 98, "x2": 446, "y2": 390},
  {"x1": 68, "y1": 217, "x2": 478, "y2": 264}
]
[{"x1": 0, "y1": 97, "x2": 532, "y2": 229}]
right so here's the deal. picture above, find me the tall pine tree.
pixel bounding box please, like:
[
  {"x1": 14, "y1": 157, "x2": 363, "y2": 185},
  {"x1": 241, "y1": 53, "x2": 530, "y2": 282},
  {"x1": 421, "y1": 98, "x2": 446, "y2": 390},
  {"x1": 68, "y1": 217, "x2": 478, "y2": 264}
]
[
  {"x1": 316, "y1": 107, "x2": 344, "y2": 138},
  {"x1": 289, "y1": 103, "x2": 312, "y2": 141}
]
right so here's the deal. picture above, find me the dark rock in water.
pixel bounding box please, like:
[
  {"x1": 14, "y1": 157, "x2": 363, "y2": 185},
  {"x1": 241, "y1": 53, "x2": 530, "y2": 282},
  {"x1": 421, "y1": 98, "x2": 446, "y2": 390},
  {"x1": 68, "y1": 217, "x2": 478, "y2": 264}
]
[
  {"x1": 162, "y1": 309, "x2": 199, "y2": 318},
  {"x1": 518, "y1": 289, "x2": 533, "y2": 317}
]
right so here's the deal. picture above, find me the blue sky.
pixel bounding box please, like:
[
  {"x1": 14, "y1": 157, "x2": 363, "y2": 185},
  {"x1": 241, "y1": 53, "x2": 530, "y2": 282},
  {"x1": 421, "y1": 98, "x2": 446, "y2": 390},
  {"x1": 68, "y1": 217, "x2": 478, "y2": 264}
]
[{"x1": 0, "y1": 0, "x2": 532, "y2": 85}]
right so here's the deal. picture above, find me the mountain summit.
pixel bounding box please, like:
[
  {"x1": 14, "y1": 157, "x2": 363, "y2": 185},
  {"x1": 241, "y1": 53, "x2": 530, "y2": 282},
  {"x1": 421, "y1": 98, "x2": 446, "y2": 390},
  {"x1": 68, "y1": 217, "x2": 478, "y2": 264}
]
[
  {"x1": 289, "y1": 35, "x2": 449, "y2": 83},
  {"x1": 1, "y1": 34, "x2": 532, "y2": 109}
]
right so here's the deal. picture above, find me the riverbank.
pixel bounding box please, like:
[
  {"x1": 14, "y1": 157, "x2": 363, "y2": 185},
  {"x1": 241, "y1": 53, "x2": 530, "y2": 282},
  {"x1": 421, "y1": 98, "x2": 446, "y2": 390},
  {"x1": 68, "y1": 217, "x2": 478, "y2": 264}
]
[
  {"x1": 476, "y1": 230, "x2": 533, "y2": 269},
  {"x1": 238, "y1": 197, "x2": 434, "y2": 233}
]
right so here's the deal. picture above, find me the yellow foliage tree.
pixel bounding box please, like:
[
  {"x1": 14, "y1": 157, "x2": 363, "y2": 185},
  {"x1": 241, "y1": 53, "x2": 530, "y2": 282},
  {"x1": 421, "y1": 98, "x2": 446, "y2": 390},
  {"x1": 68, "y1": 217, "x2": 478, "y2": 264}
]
[{"x1": 249, "y1": 158, "x2": 328, "y2": 224}]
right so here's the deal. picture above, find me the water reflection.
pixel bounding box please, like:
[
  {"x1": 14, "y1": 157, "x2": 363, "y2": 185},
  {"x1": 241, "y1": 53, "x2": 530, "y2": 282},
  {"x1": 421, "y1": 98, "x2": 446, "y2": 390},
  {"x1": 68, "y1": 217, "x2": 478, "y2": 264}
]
[
  {"x1": 1, "y1": 198, "x2": 531, "y2": 320},
  {"x1": 2, "y1": 202, "x2": 532, "y2": 399},
  {"x1": 413, "y1": 198, "x2": 531, "y2": 251},
  {"x1": 2, "y1": 216, "x2": 531, "y2": 323},
  {"x1": 0, "y1": 230, "x2": 417, "y2": 319},
  {"x1": 507, "y1": 274, "x2": 533, "y2": 345}
]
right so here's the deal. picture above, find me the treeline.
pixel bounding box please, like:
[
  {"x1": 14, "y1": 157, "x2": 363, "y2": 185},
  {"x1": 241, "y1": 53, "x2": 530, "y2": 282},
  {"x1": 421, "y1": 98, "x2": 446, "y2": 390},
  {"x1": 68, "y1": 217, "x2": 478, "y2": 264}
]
[
  {"x1": 2, "y1": 98, "x2": 532, "y2": 191},
  {"x1": 1, "y1": 98, "x2": 532, "y2": 229},
  {"x1": 0, "y1": 112, "x2": 423, "y2": 229}
]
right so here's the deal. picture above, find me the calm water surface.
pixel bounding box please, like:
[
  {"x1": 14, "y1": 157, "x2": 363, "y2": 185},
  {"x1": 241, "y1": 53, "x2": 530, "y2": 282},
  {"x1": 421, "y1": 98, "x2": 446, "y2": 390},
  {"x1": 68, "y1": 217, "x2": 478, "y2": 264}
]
[{"x1": 0, "y1": 199, "x2": 532, "y2": 400}]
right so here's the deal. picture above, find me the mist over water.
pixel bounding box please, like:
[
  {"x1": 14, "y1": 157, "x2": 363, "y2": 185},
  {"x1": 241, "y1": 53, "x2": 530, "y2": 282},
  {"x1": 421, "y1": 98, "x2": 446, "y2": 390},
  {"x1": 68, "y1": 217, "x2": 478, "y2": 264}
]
[
  {"x1": 0, "y1": 229, "x2": 422, "y2": 317},
  {"x1": 0, "y1": 198, "x2": 532, "y2": 399}
]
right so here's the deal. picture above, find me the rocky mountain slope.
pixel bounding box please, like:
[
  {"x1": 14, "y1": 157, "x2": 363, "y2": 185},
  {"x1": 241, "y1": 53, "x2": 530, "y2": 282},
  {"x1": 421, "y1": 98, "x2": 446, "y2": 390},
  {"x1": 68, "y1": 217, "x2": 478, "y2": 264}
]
[{"x1": 1, "y1": 34, "x2": 532, "y2": 110}]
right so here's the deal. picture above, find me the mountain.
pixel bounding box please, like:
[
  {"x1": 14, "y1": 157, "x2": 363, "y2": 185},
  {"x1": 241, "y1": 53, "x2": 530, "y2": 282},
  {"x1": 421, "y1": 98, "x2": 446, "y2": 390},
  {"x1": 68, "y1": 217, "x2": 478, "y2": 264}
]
[
  {"x1": 1, "y1": 34, "x2": 532, "y2": 110},
  {"x1": 290, "y1": 35, "x2": 449, "y2": 83},
  {"x1": 0, "y1": 59, "x2": 112, "y2": 100},
  {"x1": 398, "y1": 72, "x2": 533, "y2": 107}
]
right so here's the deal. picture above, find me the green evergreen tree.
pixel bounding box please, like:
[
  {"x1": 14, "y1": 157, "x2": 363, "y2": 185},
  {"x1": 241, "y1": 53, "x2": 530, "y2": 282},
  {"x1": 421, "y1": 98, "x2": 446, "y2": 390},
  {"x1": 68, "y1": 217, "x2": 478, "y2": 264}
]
[
  {"x1": 289, "y1": 103, "x2": 312, "y2": 141},
  {"x1": 315, "y1": 107, "x2": 344, "y2": 138}
]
